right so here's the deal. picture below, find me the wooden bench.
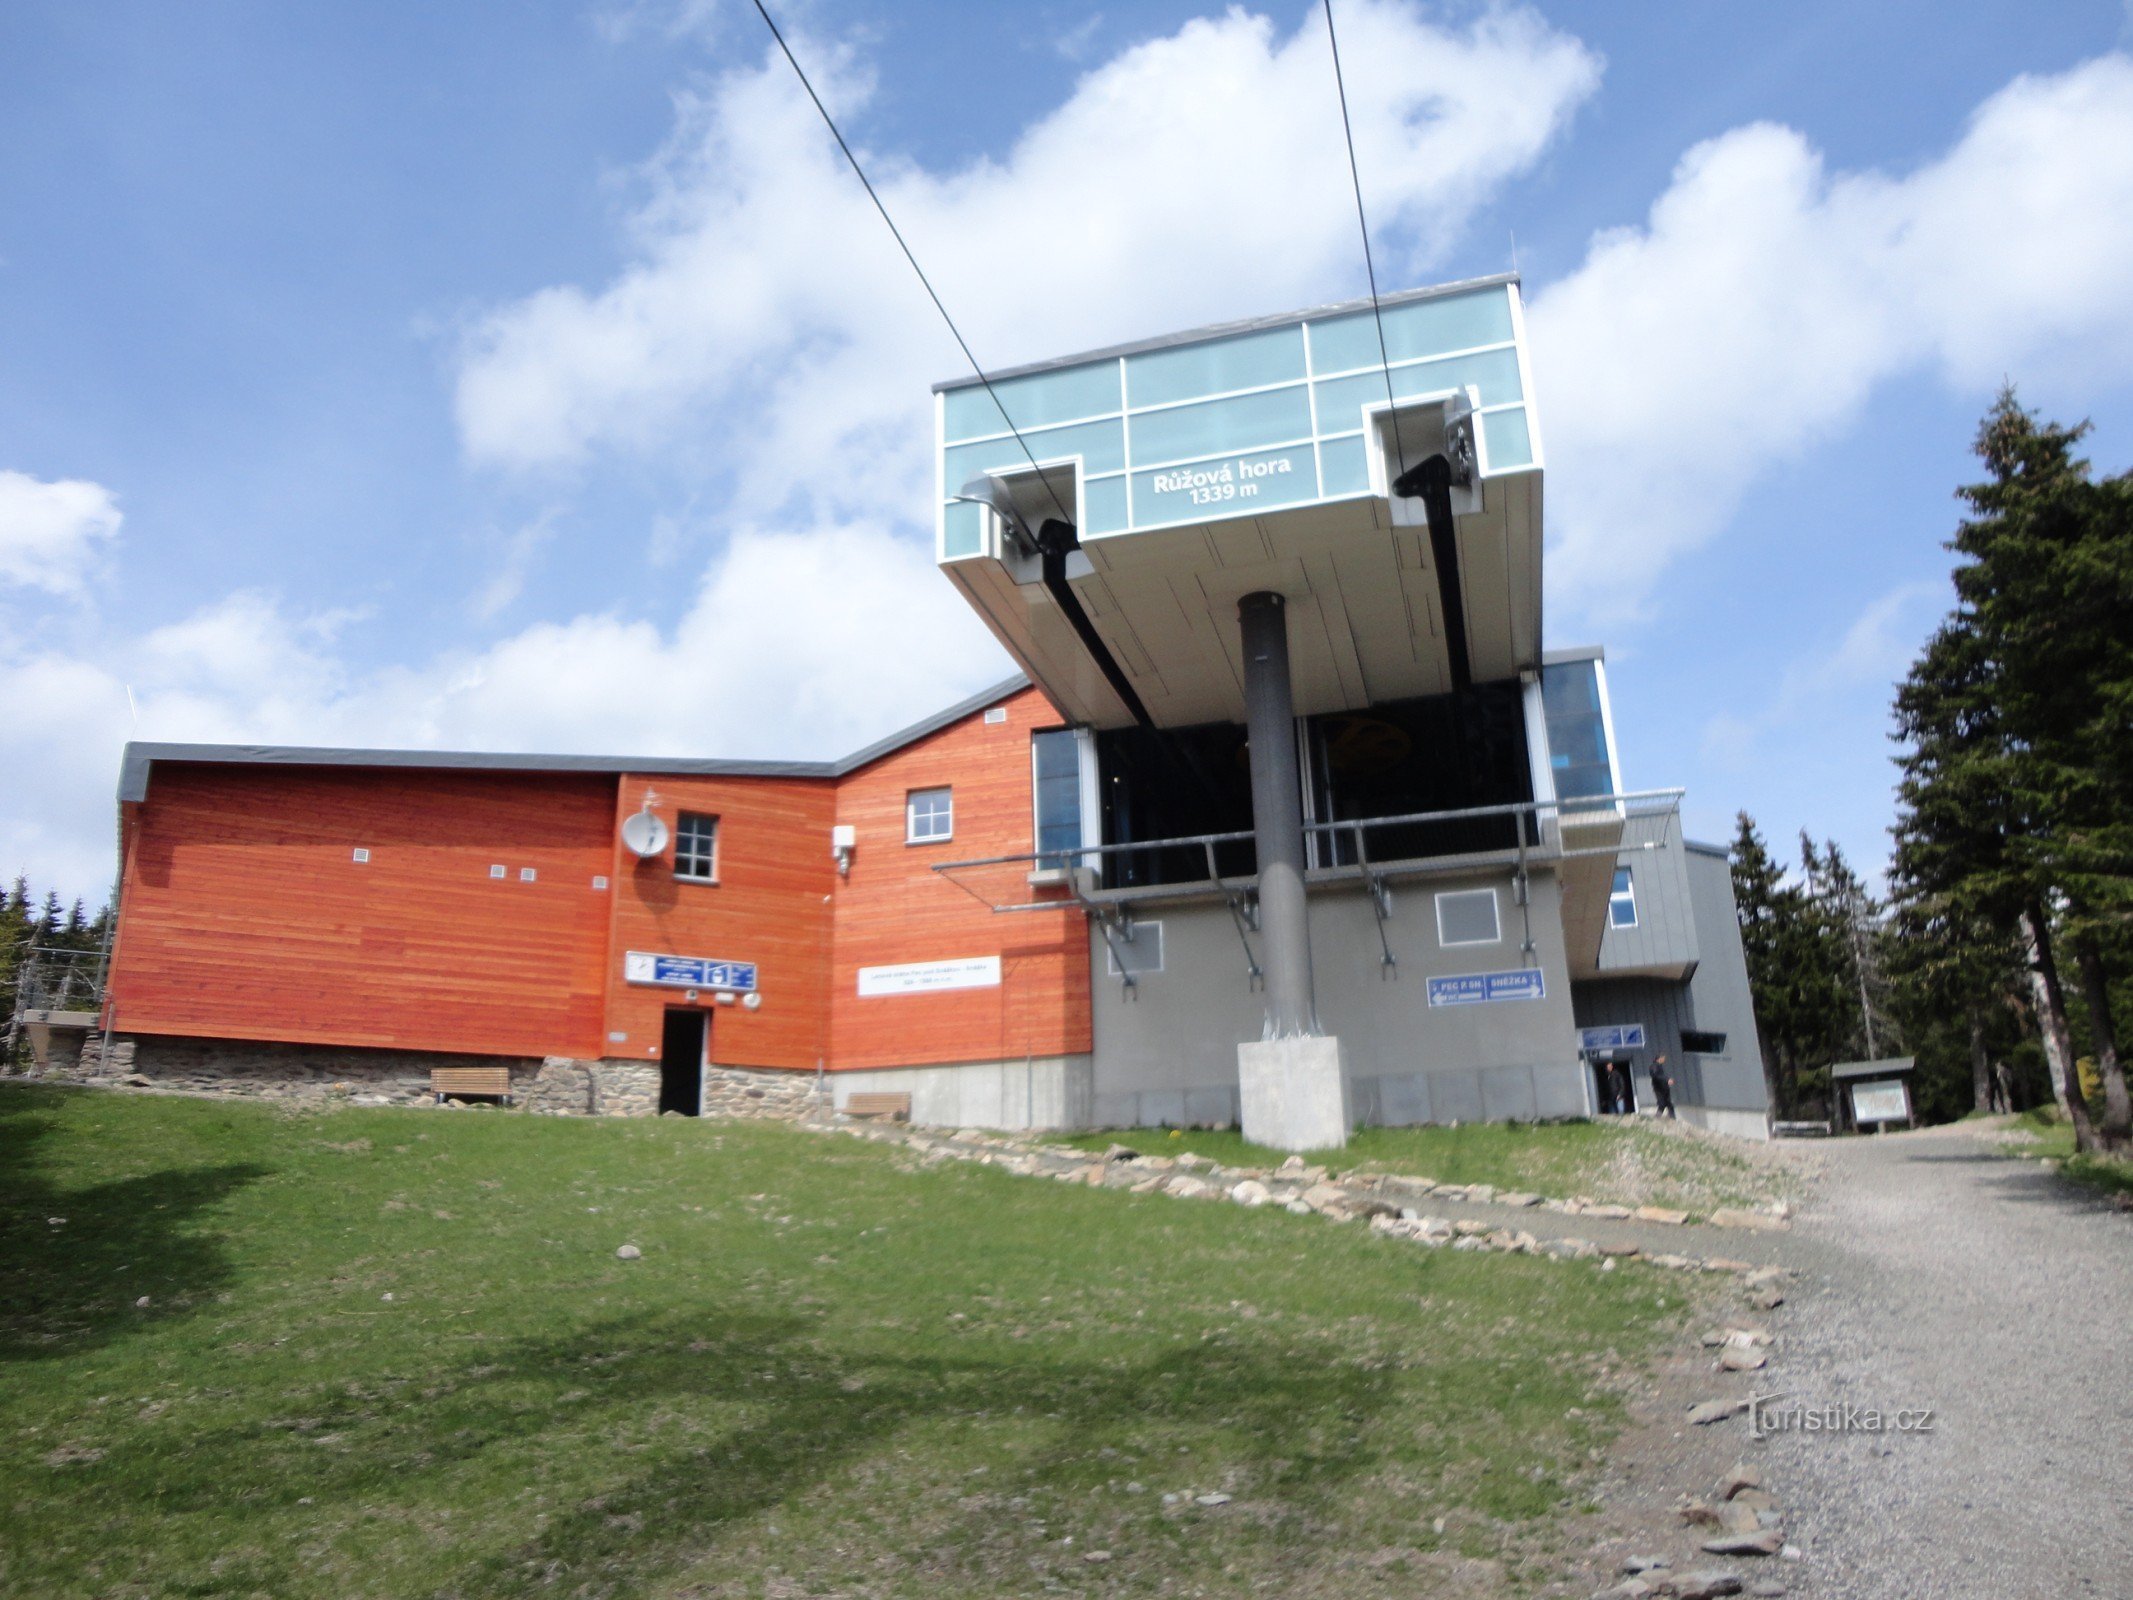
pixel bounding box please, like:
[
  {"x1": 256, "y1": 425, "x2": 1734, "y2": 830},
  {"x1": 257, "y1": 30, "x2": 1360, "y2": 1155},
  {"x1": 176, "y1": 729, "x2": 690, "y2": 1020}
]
[
  {"x1": 842, "y1": 1091, "x2": 911, "y2": 1122},
  {"x1": 432, "y1": 1064, "x2": 514, "y2": 1104}
]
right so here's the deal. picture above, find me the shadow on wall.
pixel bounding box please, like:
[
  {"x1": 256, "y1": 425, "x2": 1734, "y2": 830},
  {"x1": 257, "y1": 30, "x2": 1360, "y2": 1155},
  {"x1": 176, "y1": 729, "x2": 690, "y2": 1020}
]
[{"x1": 0, "y1": 1084, "x2": 272, "y2": 1363}]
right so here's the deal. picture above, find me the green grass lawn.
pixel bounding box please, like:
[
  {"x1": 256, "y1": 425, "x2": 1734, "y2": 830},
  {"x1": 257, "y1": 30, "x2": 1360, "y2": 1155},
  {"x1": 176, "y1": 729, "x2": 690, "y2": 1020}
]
[
  {"x1": 1057, "y1": 1118, "x2": 1789, "y2": 1216},
  {"x1": 0, "y1": 1085, "x2": 1690, "y2": 1599},
  {"x1": 2000, "y1": 1106, "x2": 2133, "y2": 1200}
]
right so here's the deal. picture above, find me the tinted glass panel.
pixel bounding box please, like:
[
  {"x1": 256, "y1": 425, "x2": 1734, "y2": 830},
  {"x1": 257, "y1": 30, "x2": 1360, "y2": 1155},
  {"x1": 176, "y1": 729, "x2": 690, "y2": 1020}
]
[
  {"x1": 942, "y1": 362, "x2": 1121, "y2": 441},
  {"x1": 1125, "y1": 324, "x2": 1305, "y2": 408},
  {"x1": 1542, "y1": 659, "x2": 1615, "y2": 801},
  {"x1": 1032, "y1": 730, "x2": 1082, "y2": 865}
]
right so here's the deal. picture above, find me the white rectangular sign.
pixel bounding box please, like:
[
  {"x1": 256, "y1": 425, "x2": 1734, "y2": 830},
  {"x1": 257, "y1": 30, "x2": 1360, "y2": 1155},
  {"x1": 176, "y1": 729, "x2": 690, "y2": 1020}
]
[
  {"x1": 1851, "y1": 1079, "x2": 1910, "y2": 1125},
  {"x1": 856, "y1": 955, "x2": 1001, "y2": 998}
]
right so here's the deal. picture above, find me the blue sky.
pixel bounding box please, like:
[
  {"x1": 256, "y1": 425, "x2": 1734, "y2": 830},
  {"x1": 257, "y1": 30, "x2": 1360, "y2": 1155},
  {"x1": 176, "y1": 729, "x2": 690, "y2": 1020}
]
[{"x1": 4, "y1": 0, "x2": 2132, "y2": 900}]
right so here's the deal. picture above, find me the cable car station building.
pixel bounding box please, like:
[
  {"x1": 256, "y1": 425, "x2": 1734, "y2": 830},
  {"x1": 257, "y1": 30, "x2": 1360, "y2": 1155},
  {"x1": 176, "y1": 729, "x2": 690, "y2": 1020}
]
[{"x1": 93, "y1": 276, "x2": 1772, "y2": 1145}]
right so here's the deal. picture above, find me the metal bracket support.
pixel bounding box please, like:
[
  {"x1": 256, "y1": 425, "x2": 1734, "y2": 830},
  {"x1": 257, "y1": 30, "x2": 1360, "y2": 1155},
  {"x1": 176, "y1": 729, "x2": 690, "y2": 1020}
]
[
  {"x1": 1224, "y1": 891, "x2": 1265, "y2": 991},
  {"x1": 1092, "y1": 906, "x2": 1139, "y2": 998},
  {"x1": 1354, "y1": 821, "x2": 1397, "y2": 976}
]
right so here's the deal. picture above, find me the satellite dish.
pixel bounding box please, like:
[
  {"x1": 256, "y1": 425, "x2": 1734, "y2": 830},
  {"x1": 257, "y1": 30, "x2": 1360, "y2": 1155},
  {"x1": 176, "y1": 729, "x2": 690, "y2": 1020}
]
[{"x1": 621, "y1": 809, "x2": 669, "y2": 859}]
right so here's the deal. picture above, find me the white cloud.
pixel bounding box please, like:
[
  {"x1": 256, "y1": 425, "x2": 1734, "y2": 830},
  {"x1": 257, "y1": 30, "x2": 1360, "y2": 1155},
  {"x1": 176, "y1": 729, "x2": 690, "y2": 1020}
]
[
  {"x1": 0, "y1": 470, "x2": 121, "y2": 597},
  {"x1": 454, "y1": 0, "x2": 1601, "y2": 524},
  {"x1": 1700, "y1": 578, "x2": 1946, "y2": 771},
  {"x1": 1532, "y1": 54, "x2": 2133, "y2": 624},
  {"x1": 0, "y1": 521, "x2": 998, "y2": 899}
]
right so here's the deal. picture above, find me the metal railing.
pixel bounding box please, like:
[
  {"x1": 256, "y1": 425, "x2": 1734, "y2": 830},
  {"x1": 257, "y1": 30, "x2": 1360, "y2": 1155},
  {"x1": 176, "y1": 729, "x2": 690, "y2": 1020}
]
[{"x1": 932, "y1": 787, "x2": 1684, "y2": 913}]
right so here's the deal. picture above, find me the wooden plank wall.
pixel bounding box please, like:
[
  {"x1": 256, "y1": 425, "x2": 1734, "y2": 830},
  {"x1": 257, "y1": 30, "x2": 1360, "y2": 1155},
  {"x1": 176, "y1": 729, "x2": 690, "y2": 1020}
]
[
  {"x1": 600, "y1": 775, "x2": 836, "y2": 1072},
  {"x1": 827, "y1": 687, "x2": 1092, "y2": 1071},
  {"x1": 109, "y1": 765, "x2": 618, "y2": 1058},
  {"x1": 108, "y1": 686, "x2": 1097, "y2": 1077}
]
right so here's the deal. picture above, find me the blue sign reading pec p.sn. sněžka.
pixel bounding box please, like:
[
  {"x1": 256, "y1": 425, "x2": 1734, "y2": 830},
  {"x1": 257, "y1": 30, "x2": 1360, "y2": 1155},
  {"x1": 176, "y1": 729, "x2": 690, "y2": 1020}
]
[{"x1": 1426, "y1": 968, "x2": 1547, "y2": 1007}]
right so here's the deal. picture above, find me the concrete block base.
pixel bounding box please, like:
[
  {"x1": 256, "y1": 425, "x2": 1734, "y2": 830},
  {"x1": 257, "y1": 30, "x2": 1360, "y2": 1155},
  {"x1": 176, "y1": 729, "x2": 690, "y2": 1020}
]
[{"x1": 1237, "y1": 1035, "x2": 1350, "y2": 1152}]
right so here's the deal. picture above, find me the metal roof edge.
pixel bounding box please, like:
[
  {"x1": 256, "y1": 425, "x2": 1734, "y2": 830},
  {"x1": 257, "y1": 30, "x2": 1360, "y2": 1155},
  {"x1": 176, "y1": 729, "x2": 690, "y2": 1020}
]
[
  {"x1": 114, "y1": 676, "x2": 1036, "y2": 802},
  {"x1": 1541, "y1": 644, "x2": 1606, "y2": 666},
  {"x1": 830, "y1": 673, "x2": 1032, "y2": 775},
  {"x1": 1684, "y1": 839, "x2": 1731, "y2": 859},
  {"x1": 932, "y1": 274, "x2": 1522, "y2": 394}
]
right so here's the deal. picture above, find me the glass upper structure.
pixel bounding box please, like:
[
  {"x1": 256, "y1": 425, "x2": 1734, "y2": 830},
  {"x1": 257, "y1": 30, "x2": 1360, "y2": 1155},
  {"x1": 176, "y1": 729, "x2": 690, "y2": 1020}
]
[
  {"x1": 937, "y1": 277, "x2": 1536, "y2": 559},
  {"x1": 1541, "y1": 657, "x2": 1617, "y2": 802}
]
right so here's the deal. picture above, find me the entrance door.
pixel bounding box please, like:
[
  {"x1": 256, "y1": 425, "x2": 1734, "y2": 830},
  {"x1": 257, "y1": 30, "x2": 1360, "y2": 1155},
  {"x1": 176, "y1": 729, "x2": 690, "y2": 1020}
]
[{"x1": 659, "y1": 1008, "x2": 706, "y2": 1116}]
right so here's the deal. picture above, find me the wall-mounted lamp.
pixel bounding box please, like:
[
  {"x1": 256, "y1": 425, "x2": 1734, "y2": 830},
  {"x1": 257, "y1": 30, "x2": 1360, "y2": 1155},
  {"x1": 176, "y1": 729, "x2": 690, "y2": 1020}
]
[{"x1": 831, "y1": 823, "x2": 857, "y2": 878}]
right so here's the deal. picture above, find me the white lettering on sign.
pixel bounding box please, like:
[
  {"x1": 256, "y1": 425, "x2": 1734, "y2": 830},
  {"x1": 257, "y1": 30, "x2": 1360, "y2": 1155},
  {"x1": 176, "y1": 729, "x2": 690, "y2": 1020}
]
[
  {"x1": 1149, "y1": 456, "x2": 1293, "y2": 507},
  {"x1": 856, "y1": 956, "x2": 1001, "y2": 998}
]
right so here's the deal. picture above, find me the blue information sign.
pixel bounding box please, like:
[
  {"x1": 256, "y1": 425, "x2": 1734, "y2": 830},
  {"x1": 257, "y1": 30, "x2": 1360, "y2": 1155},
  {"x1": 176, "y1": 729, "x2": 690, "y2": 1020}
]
[
  {"x1": 1427, "y1": 968, "x2": 1547, "y2": 1007},
  {"x1": 626, "y1": 950, "x2": 758, "y2": 992},
  {"x1": 1578, "y1": 1023, "x2": 1647, "y2": 1052}
]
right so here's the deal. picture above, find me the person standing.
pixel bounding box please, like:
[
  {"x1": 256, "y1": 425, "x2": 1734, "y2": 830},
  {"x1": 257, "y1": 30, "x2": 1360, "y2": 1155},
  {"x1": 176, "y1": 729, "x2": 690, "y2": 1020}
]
[{"x1": 1649, "y1": 1052, "x2": 1677, "y2": 1118}]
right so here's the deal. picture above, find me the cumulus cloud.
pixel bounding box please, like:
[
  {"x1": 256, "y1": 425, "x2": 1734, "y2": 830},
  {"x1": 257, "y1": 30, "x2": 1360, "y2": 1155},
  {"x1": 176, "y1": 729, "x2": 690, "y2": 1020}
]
[
  {"x1": 1532, "y1": 54, "x2": 2133, "y2": 623},
  {"x1": 0, "y1": 470, "x2": 122, "y2": 597},
  {"x1": 454, "y1": 0, "x2": 1601, "y2": 520},
  {"x1": 0, "y1": 521, "x2": 998, "y2": 897}
]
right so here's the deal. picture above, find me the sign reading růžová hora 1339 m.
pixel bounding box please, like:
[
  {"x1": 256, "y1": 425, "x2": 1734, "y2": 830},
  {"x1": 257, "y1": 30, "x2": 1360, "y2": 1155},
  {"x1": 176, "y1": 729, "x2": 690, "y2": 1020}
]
[
  {"x1": 856, "y1": 956, "x2": 1001, "y2": 998},
  {"x1": 1131, "y1": 444, "x2": 1317, "y2": 526}
]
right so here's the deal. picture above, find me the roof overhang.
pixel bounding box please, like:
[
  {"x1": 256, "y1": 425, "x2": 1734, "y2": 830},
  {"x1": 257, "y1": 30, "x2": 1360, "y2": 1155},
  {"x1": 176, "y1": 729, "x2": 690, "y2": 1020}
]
[{"x1": 934, "y1": 276, "x2": 1544, "y2": 729}]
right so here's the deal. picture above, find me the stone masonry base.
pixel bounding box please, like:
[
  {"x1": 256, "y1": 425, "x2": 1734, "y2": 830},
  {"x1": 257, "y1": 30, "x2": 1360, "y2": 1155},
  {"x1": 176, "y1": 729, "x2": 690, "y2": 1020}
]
[{"x1": 29, "y1": 1033, "x2": 820, "y2": 1120}]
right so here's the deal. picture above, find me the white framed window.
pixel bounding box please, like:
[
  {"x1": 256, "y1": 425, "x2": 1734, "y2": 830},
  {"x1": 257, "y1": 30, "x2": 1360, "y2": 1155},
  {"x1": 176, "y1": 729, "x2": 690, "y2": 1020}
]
[
  {"x1": 906, "y1": 787, "x2": 954, "y2": 844},
  {"x1": 675, "y1": 812, "x2": 719, "y2": 882},
  {"x1": 1435, "y1": 887, "x2": 1501, "y2": 947},
  {"x1": 1609, "y1": 866, "x2": 1638, "y2": 929}
]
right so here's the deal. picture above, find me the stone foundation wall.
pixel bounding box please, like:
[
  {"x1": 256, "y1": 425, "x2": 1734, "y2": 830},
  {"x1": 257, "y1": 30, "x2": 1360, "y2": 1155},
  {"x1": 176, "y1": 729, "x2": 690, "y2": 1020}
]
[
  {"x1": 44, "y1": 1034, "x2": 668, "y2": 1117},
  {"x1": 701, "y1": 1063, "x2": 823, "y2": 1120},
  {"x1": 31, "y1": 1034, "x2": 824, "y2": 1121}
]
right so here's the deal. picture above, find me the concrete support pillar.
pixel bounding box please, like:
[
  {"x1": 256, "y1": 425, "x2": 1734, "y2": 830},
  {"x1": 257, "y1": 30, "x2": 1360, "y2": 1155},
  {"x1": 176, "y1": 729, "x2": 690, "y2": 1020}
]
[
  {"x1": 1238, "y1": 591, "x2": 1315, "y2": 1038},
  {"x1": 1236, "y1": 591, "x2": 1347, "y2": 1151}
]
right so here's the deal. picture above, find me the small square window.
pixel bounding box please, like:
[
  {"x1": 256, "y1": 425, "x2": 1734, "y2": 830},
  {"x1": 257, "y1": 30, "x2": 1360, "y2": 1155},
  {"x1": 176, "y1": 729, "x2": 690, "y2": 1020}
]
[
  {"x1": 351, "y1": 848, "x2": 370, "y2": 864},
  {"x1": 1436, "y1": 887, "x2": 1501, "y2": 947},
  {"x1": 519, "y1": 866, "x2": 537, "y2": 883},
  {"x1": 906, "y1": 787, "x2": 953, "y2": 844},
  {"x1": 675, "y1": 812, "x2": 718, "y2": 882},
  {"x1": 489, "y1": 864, "x2": 507, "y2": 880},
  {"x1": 1609, "y1": 866, "x2": 1638, "y2": 929},
  {"x1": 591, "y1": 875, "x2": 609, "y2": 891},
  {"x1": 983, "y1": 706, "x2": 1008, "y2": 725}
]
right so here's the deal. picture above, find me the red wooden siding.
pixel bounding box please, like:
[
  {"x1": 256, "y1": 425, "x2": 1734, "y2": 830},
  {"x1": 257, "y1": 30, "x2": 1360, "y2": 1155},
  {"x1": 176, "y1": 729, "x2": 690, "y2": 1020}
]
[
  {"x1": 110, "y1": 765, "x2": 618, "y2": 1058},
  {"x1": 108, "y1": 685, "x2": 1096, "y2": 1075},
  {"x1": 601, "y1": 775, "x2": 835, "y2": 1071},
  {"x1": 827, "y1": 687, "x2": 1091, "y2": 1071}
]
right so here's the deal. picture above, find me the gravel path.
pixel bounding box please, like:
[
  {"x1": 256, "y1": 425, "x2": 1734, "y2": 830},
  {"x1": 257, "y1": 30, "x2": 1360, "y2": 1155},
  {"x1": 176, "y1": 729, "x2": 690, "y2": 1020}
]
[{"x1": 1759, "y1": 1124, "x2": 2133, "y2": 1598}]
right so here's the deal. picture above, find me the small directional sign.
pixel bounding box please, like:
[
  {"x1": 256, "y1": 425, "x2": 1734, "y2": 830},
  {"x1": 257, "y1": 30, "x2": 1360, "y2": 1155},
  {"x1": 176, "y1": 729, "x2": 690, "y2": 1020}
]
[
  {"x1": 1578, "y1": 1023, "x2": 1647, "y2": 1052},
  {"x1": 1427, "y1": 968, "x2": 1547, "y2": 1007}
]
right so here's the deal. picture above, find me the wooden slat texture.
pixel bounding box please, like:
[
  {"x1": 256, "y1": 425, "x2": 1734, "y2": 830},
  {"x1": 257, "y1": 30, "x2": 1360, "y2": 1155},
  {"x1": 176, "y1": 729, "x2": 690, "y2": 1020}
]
[
  {"x1": 602, "y1": 776, "x2": 835, "y2": 1072},
  {"x1": 109, "y1": 766, "x2": 618, "y2": 1057},
  {"x1": 828, "y1": 687, "x2": 1092, "y2": 1071},
  {"x1": 108, "y1": 684, "x2": 1093, "y2": 1079}
]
